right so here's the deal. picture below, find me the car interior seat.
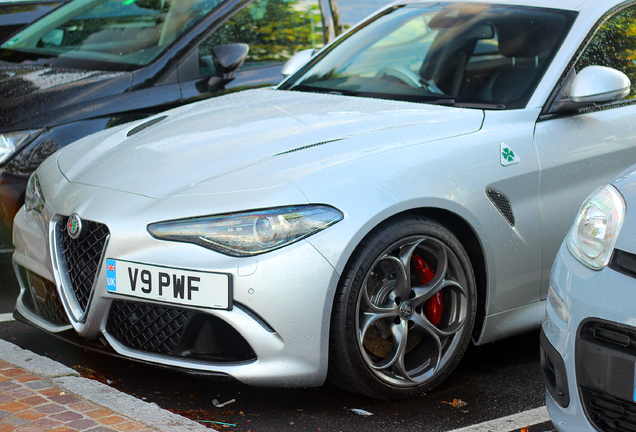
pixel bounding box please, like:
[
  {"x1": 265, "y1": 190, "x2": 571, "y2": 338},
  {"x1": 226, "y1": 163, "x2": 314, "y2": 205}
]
[{"x1": 479, "y1": 17, "x2": 553, "y2": 103}]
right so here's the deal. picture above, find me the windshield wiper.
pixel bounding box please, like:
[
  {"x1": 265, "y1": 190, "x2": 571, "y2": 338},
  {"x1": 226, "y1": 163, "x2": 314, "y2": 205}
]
[
  {"x1": 429, "y1": 99, "x2": 456, "y2": 106},
  {"x1": 454, "y1": 102, "x2": 506, "y2": 109},
  {"x1": 427, "y1": 99, "x2": 507, "y2": 109}
]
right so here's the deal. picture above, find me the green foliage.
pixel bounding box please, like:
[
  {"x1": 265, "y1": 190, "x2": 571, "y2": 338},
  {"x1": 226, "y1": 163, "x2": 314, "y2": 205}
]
[
  {"x1": 578, "y1": 7, "x2": 636, "y2": 99},
  {"x1": 201, "y1": 0, "x2": 324, "y2": 64}
]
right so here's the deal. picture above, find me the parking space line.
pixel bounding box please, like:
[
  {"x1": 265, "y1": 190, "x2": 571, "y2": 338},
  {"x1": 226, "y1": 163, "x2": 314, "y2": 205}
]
[
  {"x1": 0, "y1": 313, "x2": 14, "y2": 322},
  {"x1": 447, "y1": 406, "x2": 549, "y2": 432}
]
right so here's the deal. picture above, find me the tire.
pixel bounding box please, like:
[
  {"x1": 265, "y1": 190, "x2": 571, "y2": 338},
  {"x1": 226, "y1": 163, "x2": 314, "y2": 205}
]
[{"x1": 328, "y1": 215, "x2": 477, "y2": 400}]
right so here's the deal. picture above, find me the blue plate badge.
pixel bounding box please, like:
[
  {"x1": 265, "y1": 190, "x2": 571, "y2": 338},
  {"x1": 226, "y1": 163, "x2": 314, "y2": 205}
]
[{"x1": 106, "y1": 259, "x2": 116, "y2": 292}]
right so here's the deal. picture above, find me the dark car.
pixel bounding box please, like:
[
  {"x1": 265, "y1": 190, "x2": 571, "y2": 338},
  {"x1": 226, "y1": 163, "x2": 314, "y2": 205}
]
[
  {"x1": 0, "y1": 0, "x2": 66, "y2": 43},
  {"x1": 0, "y1": 0, "x2": 390, "y2": 253}
]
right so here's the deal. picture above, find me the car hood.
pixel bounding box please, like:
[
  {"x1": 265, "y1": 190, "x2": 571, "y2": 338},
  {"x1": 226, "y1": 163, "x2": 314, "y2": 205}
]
[
  {"x1": 0, "y1": 63, "x2": 129, "y2": 130},
  {"x1": 57, "y1": 88, "x2": 485, "y2": 198}
]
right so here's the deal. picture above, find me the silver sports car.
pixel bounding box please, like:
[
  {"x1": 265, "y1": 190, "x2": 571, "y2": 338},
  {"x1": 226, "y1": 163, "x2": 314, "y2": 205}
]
[{"x1": 11, "y1": 0, "x2": 636, "y2": 399}]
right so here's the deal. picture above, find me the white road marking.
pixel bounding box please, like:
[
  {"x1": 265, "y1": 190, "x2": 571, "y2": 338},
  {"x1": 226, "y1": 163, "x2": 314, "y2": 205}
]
[
  {"x1": 0, "y1": 313, "x2": 14, "y2": 322},
  {"x1": 447, "y1": 406, "x2": 550, "y2": 432}
]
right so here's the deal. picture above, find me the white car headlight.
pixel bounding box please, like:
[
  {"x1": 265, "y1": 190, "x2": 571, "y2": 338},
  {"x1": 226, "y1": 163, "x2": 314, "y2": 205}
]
[
  {"x1": 148, "y1": 205, "x2": 344, "y2": 256},
  {"x1": 0, "y1": 129, "x2": 44, "y2": 165},
  {"x1": 25, "y1": 173, "x2": 45, "y2": 213},
  {"x1": 567, "y1": 184, "x2": 626, "y2": 270}
]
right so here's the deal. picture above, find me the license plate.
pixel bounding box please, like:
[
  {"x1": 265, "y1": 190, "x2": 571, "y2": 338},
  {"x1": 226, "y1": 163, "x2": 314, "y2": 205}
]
[{"x1": 105, "y1": 259, "x2": 231, "y2": 310}]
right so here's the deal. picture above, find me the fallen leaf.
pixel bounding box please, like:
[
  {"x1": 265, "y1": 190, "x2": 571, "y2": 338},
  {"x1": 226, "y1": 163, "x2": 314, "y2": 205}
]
[
  {"x1": 520, "y1": 427, "x2": 530, "y2": 432},
  {"x1": 441, "y1": 399, "x2": 468, "y2": 408}
]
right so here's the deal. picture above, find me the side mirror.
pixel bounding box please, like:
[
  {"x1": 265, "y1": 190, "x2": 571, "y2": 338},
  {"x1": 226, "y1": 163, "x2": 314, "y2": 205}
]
[
  {"x1": 206, "y1": 43, "x2": 249, "y2": 89},
  {"x1": 41, "y1": 29, "x2": 64, "y2": 47},
  {"x1": 571, "y1": 65, "x2": 630, "y2": 103},
  {"x1": 281, "y1": 49, "x2": 316, "y2": 77},
  {"x1": 549, "y1": 65, "x2": 631, "y2": 114}
]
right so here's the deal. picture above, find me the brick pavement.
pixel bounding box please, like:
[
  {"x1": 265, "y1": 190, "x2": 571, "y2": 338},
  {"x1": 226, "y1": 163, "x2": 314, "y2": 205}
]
[{"x1": 0, "y1": 360, "x2": 159, "y2": 432}]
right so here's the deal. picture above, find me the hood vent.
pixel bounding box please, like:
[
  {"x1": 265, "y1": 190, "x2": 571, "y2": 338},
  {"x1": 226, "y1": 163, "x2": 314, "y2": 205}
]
[
  {"x1": 486, "y1": 188, "x2": 515, "y2": 227},
  {"x1": 274, "y1": 138, "x2": 345, "y2": 156},
  {"x1": 127, "y1": 115, "x2": 168, "y2": 137}
]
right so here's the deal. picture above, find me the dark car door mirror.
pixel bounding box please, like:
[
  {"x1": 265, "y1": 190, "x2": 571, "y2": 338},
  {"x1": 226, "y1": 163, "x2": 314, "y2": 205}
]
[{"x1": 206, "y1": 43, "x2": 249, "y2": 89}]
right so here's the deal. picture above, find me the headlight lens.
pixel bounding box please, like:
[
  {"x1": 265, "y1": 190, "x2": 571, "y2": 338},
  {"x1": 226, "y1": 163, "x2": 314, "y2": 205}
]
[
  {"x1": 0, "y1": 129, "x2": 44, "y2": 165},
  {"x1": 25, "y1": 173, "x2": 45, "y2": 213},
  {"x1": 148, "y1": 205, "x2": 344, "y2": 256},
  {"x1": 567, "y1": 184, "x2": 625, "y2": 270}
]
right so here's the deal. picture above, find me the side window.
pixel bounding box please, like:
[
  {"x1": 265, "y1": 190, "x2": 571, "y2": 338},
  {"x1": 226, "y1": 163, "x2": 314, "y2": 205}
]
[
  {"x1": 578, "y1": 6, "x2": 636, "y2": 99},
  {"x1": 330, "y1": 0, "x2": 393, "y2": 35},
  {"x1": 198, "y1": 0, "x2": 324, "y2": 76}
]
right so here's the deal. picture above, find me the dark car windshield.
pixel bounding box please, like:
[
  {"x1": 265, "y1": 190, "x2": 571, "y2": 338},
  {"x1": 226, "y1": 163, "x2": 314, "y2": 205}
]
[
  {"x1": 284, "y1": 3, "x2": 576, "y2": 109},
  {"x1": 0, "y1": 0, "x2": 226, "y2": 69}
]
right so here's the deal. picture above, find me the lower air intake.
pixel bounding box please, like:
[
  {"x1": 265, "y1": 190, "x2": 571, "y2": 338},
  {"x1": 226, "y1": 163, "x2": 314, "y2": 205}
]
[
  {"x1": 107, "y1": 300, "x2": 256, "y2": 362},
  {"x1": 581, "y1": 387, "x2": 636, "y2": 432},
  {"x1": 18, "y1": 266, "x2": 69, "y2": 326}
]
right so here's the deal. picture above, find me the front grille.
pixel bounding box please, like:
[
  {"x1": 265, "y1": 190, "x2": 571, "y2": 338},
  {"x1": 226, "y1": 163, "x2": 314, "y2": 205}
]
[
  {"x1": 18, "y1": 266, "x2": 69, "y2": 326},
  {"x1": 577, "y1": 320, "x2": 636, "y2": 431},
  {"x1": 610, "y1": 249, "x2": 636, "y2": 279},
  {"x1": 57, "y1": 217, "x2": 109, "y2": 313},
  {"x1": 580, "y1": 321, "x2": 636, "y2": 356},
  {"x1": 107, "y1": 299, "x2": 256, "y2": 362},
  {"x1": 581, "y1": 387, "x2": 636, "y2": 432}
]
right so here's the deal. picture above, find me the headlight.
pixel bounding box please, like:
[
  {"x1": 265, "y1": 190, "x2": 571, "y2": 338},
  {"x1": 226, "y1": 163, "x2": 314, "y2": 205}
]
[
  {"x1": 0, "y1": 129, "x2": 44, "y2": 165},
  {"x1": 148, "y1": 205, "x2": 344, "y2": 256},
  {"x1": 567, "y1": 184, "x2": 625, "y2": 270},
  {"x1": 25, "y1": 173, "x2": 45, "y2": 213}
]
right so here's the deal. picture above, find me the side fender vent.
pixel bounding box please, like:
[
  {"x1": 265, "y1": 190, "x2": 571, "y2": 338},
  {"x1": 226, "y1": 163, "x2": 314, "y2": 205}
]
[
  {"x1": 127, "y1": 115, "x2": 168, "y2": 137},
  {"x1": 486, "y1": 188, "x2": 515, "y2": 227}
]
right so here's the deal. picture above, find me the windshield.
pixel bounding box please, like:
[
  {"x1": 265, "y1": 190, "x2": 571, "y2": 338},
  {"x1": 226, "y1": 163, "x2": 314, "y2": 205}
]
[
  {"x1": 284, "y1": 3, "x2": 576, "y2": 109},
  {"x1": 0, "y1": 0, "x2": 225, "y2": 69}
]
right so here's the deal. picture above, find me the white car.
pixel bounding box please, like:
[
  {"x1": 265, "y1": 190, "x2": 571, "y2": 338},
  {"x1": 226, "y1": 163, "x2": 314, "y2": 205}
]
[
  {"x1": 11, "y1": 0, "x2": 636, "y2": 400},
  {"x1": 543, "y1": 166, "x2": 636, "y2": 432}
]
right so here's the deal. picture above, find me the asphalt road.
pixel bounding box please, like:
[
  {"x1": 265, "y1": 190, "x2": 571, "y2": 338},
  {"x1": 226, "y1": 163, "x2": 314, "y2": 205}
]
[{"x1": 0, "y1": 258, "x2": 555, "y2": 432}]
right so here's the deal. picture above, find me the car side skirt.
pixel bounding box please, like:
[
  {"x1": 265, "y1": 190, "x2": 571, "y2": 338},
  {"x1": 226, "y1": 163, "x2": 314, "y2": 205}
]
[{"x1": 474, "y1": 300, "x2": 545, "y2": 345}]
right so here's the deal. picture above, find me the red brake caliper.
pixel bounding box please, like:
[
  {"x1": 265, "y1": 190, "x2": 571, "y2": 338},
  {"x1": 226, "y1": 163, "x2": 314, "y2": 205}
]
[{"x1": 412, "y1": 254, "x2": 444, "y2": 327}]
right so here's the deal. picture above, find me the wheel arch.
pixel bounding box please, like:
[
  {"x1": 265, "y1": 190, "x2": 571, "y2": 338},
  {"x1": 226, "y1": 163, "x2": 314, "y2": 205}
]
[
  {"x1": 338, "y1": 206, "x2": 488, "y2": 343},
  {"x1": 407, "y1": 207, "x2": 487, "y2": 342},
  {"x1": 326, "y1": 205, "x2": 487, "y2": 398}
]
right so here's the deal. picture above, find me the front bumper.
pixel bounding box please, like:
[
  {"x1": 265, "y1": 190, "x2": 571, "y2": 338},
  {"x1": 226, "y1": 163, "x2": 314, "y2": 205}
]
[
  {"x1": 12, "y1": 161, "x2": 340, "y2": 388},
  {"x1": 543, "y1": 242, "x2": 636, "y2": 432}
]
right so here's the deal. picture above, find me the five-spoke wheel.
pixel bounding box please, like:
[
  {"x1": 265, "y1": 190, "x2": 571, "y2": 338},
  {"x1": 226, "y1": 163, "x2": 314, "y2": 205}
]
[{"x1": 329, "y1": 216, "x2": 476, "y2": 399}]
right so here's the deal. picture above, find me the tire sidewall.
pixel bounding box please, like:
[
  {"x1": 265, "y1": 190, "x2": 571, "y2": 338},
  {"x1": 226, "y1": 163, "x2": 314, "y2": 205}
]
[{"x1": 330, "y1": 216, "x2": 477, "y2": 400}]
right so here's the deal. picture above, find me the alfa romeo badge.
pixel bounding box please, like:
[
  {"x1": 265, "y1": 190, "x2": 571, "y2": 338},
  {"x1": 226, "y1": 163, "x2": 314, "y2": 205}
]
[{"x1": 67, "y1": 213, "x2": 82, "y2": 239}]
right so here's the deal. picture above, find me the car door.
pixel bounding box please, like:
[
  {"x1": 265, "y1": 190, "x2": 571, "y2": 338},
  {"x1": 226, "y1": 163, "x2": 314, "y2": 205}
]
[
  {"x1": 179, "y1": 0, "x2": 329, "y2": 103},
  {"x1": 535, "y1": 3, "x2": 636, "y2": 299}
]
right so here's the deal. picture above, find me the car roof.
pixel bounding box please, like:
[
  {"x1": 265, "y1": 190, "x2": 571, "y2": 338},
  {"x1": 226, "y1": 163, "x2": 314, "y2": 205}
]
[{"x1": 390, "y1": 0, "x2": 624, "y2": 13}]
